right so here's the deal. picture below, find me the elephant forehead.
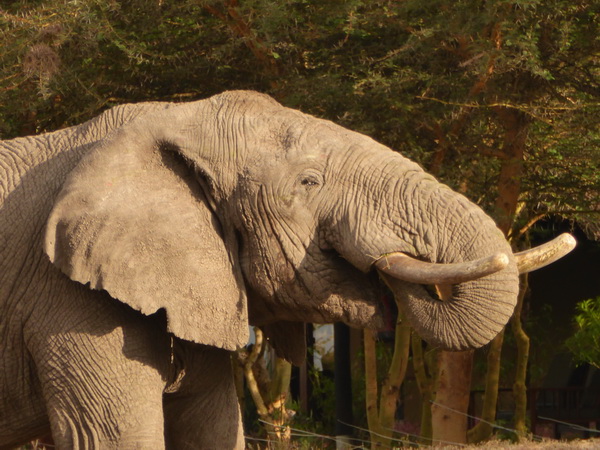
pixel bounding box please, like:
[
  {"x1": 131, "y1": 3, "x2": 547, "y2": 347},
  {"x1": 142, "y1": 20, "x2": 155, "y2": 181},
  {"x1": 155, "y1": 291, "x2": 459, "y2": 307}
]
[
  {"x1": 240, "y1": 105, "x2": 388, "y2": 176},
  {"x1": 241, "y1": 135, "x2": 328, "y2": 179}
]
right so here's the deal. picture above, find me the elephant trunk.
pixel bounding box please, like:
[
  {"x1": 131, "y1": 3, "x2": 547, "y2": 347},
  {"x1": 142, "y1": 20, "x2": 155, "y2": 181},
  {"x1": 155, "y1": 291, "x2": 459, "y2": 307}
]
[
  {"x1": 382, "y1": 269, "x2": 519, "y2": 351},
  {"x1": 376, "y1": 231, "x2": 576, "y2": 350},
  {"x1": 382, "y1": 230, "x2": 519, "y2": 350},
  {"x1": 367, "y1": 168, "x2": 520, "y2": 351}
]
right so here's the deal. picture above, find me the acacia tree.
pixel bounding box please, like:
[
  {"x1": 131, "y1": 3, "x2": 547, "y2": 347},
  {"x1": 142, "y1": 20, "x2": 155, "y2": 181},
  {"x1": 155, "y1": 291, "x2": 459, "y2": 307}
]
[{"x1": 0, "y1": 0, "x2": 281, "y2": 137}]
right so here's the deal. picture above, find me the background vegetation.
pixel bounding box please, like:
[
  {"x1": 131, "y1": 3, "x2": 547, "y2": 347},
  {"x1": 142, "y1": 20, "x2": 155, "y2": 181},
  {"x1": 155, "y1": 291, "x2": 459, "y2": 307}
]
[
  {"x1": 2, "y1": 0, "x2": 598, "y2": 228},
  {"x1": 567, "y1": 296, "x2": 600, "y2": 369}
]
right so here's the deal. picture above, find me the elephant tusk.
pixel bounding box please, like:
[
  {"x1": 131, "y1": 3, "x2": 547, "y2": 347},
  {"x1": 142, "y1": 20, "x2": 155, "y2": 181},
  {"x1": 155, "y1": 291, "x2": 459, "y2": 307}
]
[
  {"x1": 375, "y1": 252, "x2": 510, "y2": 285},
  {"x1": 514, "y1": 233, "x2": 576, "y2": 274}
]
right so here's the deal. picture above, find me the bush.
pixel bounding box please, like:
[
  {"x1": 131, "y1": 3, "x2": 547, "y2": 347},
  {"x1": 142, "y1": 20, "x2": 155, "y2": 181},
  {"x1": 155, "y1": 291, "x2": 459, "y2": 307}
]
[{"x1": 566, "y1": 297, "x2": 600, "y2": 368}]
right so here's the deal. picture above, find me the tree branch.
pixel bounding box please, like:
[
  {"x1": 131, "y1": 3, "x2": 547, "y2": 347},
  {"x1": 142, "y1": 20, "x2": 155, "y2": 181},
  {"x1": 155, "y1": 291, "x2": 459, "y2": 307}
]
[{"x1": 203, "y1": 1, "x2": 280, "y2": 81}]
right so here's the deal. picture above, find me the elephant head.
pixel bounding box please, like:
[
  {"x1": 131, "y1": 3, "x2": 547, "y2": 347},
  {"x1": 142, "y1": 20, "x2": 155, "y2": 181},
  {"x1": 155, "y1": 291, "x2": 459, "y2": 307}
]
[{"x1": 44, "y1": 91, "x2": 572, "y2": 364}]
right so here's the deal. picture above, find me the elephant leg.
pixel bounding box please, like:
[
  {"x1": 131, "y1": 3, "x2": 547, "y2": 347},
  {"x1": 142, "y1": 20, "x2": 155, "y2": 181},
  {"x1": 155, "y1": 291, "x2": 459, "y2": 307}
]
[
  {"x1": 0, "y1": 326, "x2": 50, "y2": 447},
  {"x1": 36, "y1": 335, "x2": 168, "y2": 448},
  {"x1": 164, "y1": 342, "x2": 244, "y2": 450},
  {"x1": 28, "y1": 292, "x2": 172, "y2": 449}
]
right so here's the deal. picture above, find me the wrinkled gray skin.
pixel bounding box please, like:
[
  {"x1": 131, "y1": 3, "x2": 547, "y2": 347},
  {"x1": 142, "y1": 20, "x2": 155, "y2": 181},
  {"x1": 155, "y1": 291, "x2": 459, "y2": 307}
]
[{"x1": 0, "y1": 91, "x2": 518, "y2": 448}]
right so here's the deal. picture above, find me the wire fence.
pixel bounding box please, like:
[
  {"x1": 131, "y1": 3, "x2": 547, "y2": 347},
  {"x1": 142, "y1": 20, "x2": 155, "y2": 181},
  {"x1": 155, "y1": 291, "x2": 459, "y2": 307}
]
[
  {"x1": 23, "y1": 400, "x2": 599, "y2": 449},
  {"x1": 430, "y1": 400, "x2": 544, "y2": 441},
  {"x1": 537, "y1": 416, "x2": 600, "y2": 434},
  {"x1": 246, "y1": 401, "x2": 600, "y2": 449}
]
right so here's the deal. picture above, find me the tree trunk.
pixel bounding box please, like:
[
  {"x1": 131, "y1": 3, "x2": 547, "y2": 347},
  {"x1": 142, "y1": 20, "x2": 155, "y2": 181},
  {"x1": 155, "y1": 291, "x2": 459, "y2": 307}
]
[
  {"x1": 467, "y1": 279, "x2": 529, "y2": 444},
  {"x1": 241, "y1": 327, "x2": 293, "y2": 445},
  {"x1": 364, "y1": 329, "x2": 386, "y2": 446},
  {"x1": 466, "y1": 107, "x2": 530, "y2": 443},
  {"x1": 335, "y1": 323, "x2": 354, "y2": 443},
  {"x1": 432, "y1": 350, "x2": 474, "y2": 445},
  {"x1": 411, "y1": 333, "x2": 435, "y2": 444},
  {"x1": 511, "y1": 274, "x2": 530, "y2": 438},
  {"x1": 363, "y1": 309, "x2": 411, "y2": 449},
  {"x1": 430, "y1": 284, "x2": 473, "y2": 445},
  {"x1": 493, "y1": 107, "x2": 528, "y2": 234},
  {"x1": 379, "y1": 311, "x2": 411, "y2": 442},
  {"x1": 467, "y1": 330, "x2": 505, "y2": 443},
  {"x1": 296, "y1": 323, "x2": 314, "y2": 414}
]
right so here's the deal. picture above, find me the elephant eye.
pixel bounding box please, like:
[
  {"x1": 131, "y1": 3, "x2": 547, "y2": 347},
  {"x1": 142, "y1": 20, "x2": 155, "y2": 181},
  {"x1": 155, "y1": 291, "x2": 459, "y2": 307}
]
[
  {"x1": 300, "y1": 177, "x2": 319, "y2": 187},
  {"x1": 296, "y1": 170, "x2": 323, "y2": 192}
]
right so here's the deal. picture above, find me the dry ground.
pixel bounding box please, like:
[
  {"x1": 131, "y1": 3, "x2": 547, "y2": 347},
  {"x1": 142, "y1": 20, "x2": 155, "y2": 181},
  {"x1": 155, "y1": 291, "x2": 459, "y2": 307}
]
[{"x1": 439, "y1": 438, "x2": 600, "y2": 449}]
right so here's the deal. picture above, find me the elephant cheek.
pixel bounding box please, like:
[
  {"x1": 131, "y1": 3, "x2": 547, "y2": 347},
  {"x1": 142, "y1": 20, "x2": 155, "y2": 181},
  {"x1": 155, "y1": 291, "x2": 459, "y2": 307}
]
[
  {"x1": 319, "y1": 278, "x2": 387, "y2": 329},
  {"x1": 350, "y1": 305, "x2": 385, "y2": 330}
]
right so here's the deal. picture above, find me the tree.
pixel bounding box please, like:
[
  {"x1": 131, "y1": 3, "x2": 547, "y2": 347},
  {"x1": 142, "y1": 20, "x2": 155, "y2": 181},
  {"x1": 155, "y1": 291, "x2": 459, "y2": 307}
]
[
  {"x1": 235, "y1": 328, "x2": 294, "y2": 445},
  {"x1": 364, "y1": 310, "x2": 411, "y2": 448}
]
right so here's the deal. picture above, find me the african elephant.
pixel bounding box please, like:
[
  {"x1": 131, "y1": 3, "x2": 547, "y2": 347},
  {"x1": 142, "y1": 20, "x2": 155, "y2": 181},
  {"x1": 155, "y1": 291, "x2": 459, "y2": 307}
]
[{"x1": 0, "y1": 90, "x2": 573, "y2": 448}]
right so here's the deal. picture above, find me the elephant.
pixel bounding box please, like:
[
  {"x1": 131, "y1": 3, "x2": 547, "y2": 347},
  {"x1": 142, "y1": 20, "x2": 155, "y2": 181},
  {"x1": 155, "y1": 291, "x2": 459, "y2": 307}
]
[{"x1": 0, "y1": 90, "x2": 574, "y2": 448}]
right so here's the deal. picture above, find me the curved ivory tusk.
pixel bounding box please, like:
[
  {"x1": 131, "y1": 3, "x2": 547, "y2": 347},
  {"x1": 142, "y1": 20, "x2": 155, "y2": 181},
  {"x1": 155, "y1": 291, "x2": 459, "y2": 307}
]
[
  {"x1": 514, "y1": 233, "x2": 576, "y2": 274},
  {"x1": 375, "y1": 252, "x2": 510, "y2": 285}
]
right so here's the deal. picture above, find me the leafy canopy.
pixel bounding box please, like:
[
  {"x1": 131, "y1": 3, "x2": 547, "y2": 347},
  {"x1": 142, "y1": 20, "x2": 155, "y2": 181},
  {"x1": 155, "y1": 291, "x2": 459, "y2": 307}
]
[{"x1": 1, "y1": 0, "x2": 598, "y2": 232}]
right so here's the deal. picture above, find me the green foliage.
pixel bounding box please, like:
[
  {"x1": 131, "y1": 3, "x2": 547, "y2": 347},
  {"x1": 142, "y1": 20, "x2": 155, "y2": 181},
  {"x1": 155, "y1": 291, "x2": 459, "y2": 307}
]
[
  {"x1": 0, "y1": 0, "x2": 269, "y2": 136},
  {"x1": 566, "y1": 297, "x2": 600, "y2": 368},
  {"x1": 292, "y1": 366, "x2": 336, "y2": 437},
  {"x1": 2, "y1": 0, "x2": 597, "y2": 230}
]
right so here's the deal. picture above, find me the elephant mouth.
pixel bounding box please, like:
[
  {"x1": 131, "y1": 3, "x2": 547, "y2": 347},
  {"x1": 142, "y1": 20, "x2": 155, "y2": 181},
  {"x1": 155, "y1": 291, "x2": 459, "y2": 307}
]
[
  {"x1": 372, "y1": 270, "x2": 451, "y2": 334},
  {"x1": 374, "y1": 281, "x2": 399, "y2": 336}
]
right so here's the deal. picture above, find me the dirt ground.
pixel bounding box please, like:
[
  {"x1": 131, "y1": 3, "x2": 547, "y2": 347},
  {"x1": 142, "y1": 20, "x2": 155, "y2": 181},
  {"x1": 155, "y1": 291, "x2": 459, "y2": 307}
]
[{"x1": 450, "y1": 438, "x2": 600, "y2": 449}]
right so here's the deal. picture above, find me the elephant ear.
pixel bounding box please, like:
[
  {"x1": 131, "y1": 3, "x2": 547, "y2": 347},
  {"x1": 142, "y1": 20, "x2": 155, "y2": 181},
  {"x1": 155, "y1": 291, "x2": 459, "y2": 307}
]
[
  {"x1": 261, "y1": 322, "x2": 306, "y2": 366},
  {"x1": 44, "y1": 127, "x2": 248, "y2": 351}
]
